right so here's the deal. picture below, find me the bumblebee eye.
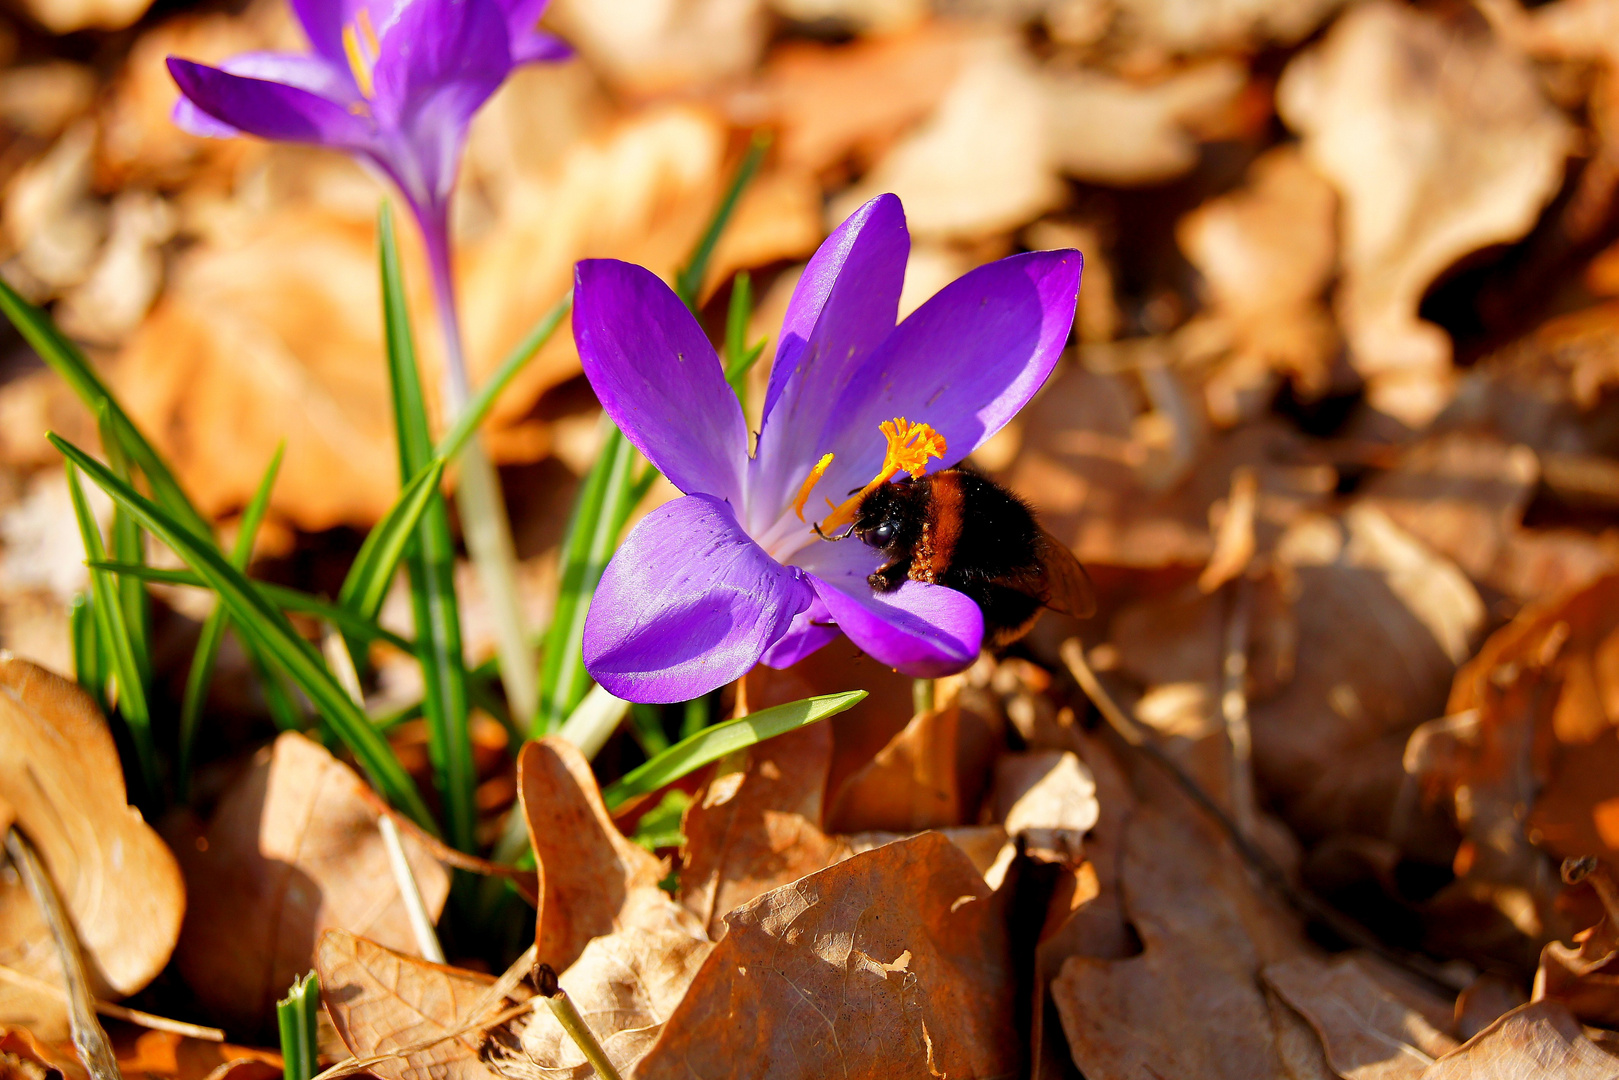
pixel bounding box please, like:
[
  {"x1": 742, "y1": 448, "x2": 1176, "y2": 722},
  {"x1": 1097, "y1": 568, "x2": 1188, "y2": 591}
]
[{"x1": 870, "y1": 522, "x2": 896, "y2": 546}]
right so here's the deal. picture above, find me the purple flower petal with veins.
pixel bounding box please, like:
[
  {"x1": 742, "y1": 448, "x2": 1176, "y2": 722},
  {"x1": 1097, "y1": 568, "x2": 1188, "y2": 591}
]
[{"x1": 579, "y1": 194, "x2": 1082, "y2": 702}]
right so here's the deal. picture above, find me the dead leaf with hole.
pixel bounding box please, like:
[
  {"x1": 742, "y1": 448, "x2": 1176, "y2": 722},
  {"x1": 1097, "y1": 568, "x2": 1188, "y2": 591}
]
[
  {"x1": 832, "y1": 33, "x2": 1063, "y2": 240},
  {"x1": 519, "y1": 739, "x2": 703, "y2": 974},
  {"x1": 1277, "y1": 0, "x2": 1574, "y2": 426},
  {"x1": 1419, "y1": 1000, "x2": 1619, "y2": 1079},
  {"x1": 173, "y1": 731, "x2": 449, "y2": 1037},
  {"x1": 1177, "y1": 146, "x2": 1340, "y2": 426},
  {"x1": 635, "y1": 831, "x2": 1020, "y2": 1080},
  {"x1": 1043, "y1": 60, "x2": 1248, "y2": 187},
  {"x1": 1264, "y1": 955, "x2": 1458, "y2": 1080},
  {"x1": 484, "y1": 928, "x2": 712, "y2": 1080},
  {"x1": 0, "y1": 656, "x2": 184, "y2": 1043},
  {"x1": 317, "y1": 929, "x2": 508, "y2": 1080},
  {"x1": 1535, "y1": 869, "x2": 1619, "y2": 1028},
  {"x1": 1052, "y1": 798, "x2": 1306, "y2": 1080}
]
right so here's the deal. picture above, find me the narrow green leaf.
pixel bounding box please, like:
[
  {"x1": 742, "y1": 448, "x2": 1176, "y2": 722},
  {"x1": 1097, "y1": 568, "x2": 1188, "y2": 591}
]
[
  {"x1": 535, "y1": 428, "x2": 636, "y2": 735},
  {"x1": 336, "y1": 458, "x2": 449, "y2": 620},
  {"x1": 379, "y1": 205, "x2": 475, "y2": 852},
  {"x1": 628, "y1": 702, "x2": 669, "y2": 757},
  {"x1": 65, "y1": 462, "x2": 158, "y2": 799},
  {"x1": 0, "y1": 278, "x2": 211, "y2": 540},
  {"x1": 69, "y1": 593, "x2": 106, "y2": 714},
  {"x1": 722, "y1": 271, "x2": 766, "y2": 400},
  {"x1": 276, "y1": 972, "x2": 320, "y2": 1080},
  {"x1": 95, "y1": 407, "x2": 152, "y2": 690},
  {"x1": 434, "y1": 291, "x2": 572, "y2": 465},
  {"x1": 630, "y1": 789, "x2": 689, "y2": 852},
  {"x1": 91, "y1": 564, "x2": 416, "y2": 653},
  {"x1": 54, "y1": 435, "x2": 436, "y2": 833},
  {"x1": 681, "y1": 693, "x2": 710, "y2": 739},
  {"x1": 178, "y1": 445, "x2": 284, "y2": 797},
  {"x1": 675, "y1": 132, "x2": 770, "y2": 309},
  {"x1": 601, "y1": 691, "x2": 866, "y2": 809}
]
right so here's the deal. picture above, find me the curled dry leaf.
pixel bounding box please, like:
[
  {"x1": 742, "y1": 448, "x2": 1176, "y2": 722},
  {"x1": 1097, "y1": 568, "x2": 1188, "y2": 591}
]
[
  {"x1": 485, "y1": 928, "x2": 712, "y2": 1080},
  {"x1": 1043, "y1": 60, "x2": 1248, "y2": 187},
  {"x1": 518, "y1": 739, "x2": 702, "y2": 974},
  {"x1": 992, "y1": 750, "x2": 1100, "y2": 862},
  {"x1": 1052, "y1": 800, "x2": 1306, "y2": 1080},
  {"x1": 1263, "y1": 955, "x2": 1458, "y2": 1080},
  {"x1": 317, "y1": 929, "x2": 505, "y2": 1080},
  {"x1": 1277, "y1": 1, "x2": 1574, "y2": 427},
  {"x1": 636, "y1": 832, "x2": 1020, "y2": 1080},
  {"x1": 0, "y1": 656, "x2": 184, "y2": 1043},
  {"x1": 1418, "y1": 1000, "x2": 1619, "y2": 1080},
  {"x1": 1177, "y1": 146, "x2": 1340, "y2": 425},
  {"x1": 831, "y1": 33, "x2": 1063, "y2": 240},
  {"x1": 112, "y1": 1029, "x2": 280, "y2": 1080},
  {"x1": 174, "y1": 732, "x2": 449, "y2": 1036},
  {"x1": 1536, "y1": 888, "x2": 1619, "y2": 1029},
  {"x1": 1255, "y1": 505, "x2": 1483, "y2": 839}
]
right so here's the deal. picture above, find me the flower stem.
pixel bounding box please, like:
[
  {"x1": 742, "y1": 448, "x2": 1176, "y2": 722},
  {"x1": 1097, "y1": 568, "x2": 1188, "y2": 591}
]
[{"x1": 423, "y1": 218, "x2": 539, "y2": 727}]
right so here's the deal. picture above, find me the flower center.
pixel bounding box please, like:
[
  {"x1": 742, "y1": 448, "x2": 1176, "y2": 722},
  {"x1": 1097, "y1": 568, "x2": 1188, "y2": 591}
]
[
  {"x1": 800, "y1": 418, "x2": 946, "y2": 536},
  {"x1": 342, "y1": 8, "x2": 382, "y2": 100}
]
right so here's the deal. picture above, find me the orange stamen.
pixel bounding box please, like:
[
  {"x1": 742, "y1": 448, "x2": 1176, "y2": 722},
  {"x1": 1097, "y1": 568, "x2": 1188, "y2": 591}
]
[
  {"x1": 791, "y1": 453, "x2": 835, "y2": 522},
  {"x1": 343, "y1": 22, "x2": 376, "y2": 99},
  {"x1": 816, "y1": 418, "x2": 946, "y2": 535},
  {"x1": 356, "y1": 7, "x2": 381, "y2": 55}
]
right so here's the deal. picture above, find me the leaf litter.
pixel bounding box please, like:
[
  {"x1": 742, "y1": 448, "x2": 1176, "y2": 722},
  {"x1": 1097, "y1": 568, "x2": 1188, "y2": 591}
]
[{"x1": 6, "y1": 0, "x2": 1619, "y2": 1076}]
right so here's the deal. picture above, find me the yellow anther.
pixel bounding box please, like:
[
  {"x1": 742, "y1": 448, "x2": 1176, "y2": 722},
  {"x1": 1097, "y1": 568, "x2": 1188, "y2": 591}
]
[
  {"x1": 343, "y1": 22, "x2": 376, "y2": 99},
  {"x1": 356, "y1": 7, "x2": 381, "y2": 55},
  {"x1": 816, "y1": 418, "x2": 946, "y2": 535},
  {"x1": 791, "y1": 453, "x2": 835, "y2": 522}
]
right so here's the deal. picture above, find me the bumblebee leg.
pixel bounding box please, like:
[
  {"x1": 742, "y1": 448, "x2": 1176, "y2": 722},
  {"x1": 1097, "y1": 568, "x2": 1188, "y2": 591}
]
[{"x1": 867, "y1": 559, "x2": 910, "y2": 593}]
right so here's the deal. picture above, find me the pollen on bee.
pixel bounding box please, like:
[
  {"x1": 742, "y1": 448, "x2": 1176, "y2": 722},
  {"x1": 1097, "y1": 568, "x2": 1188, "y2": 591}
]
[{"x1": 814, "y1": 417, "x2": 946, "y2": 535}]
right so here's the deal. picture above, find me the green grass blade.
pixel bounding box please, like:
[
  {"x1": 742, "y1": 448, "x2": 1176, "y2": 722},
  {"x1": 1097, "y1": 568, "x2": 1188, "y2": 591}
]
[
  {"x1": 69, "y1": 593, "x2": 107, "y2": 713},
  {"x1": 534, "y1": 428, "x2": 636, "y2": 734},
  {"x1": 722, "y1": 271, "x2": 766, "y2": 400},
  {"x1": 65, "y1": 462, "x2": 158, "y2": 799},
  {"x1": 675, "y1": 132, "x2": 770, "y2": 309},
  {"x1": 434, "y1": 291, "x2": 572, "y2": 465},
  {"x1": 601, "y1": 691, "x2": 865, "y2": 809},
  {"x1": 177, "y1": 445, "x2": 284, "y2": 797},
  {"x1": 628, "y1": 702, "x2": 669, "y2": 757},
  {"x1": 0, "y1": 278, "x2": 211, "y2": 540},
  {"x1": 276, "y1": 972, "x2": 320, "y2": 1080},
  {"x1": 379, "y1": 205, "x2": 475, "y2": 852},
  {"x1": 337, "y1": 458, "x2": 449, "y2": 620},
  {"x1": 54, "y1": 435, "x2": 436, "y2": 832},
  {"x1": 95, "y1": 404, "x2": 153, "y2": 692}
]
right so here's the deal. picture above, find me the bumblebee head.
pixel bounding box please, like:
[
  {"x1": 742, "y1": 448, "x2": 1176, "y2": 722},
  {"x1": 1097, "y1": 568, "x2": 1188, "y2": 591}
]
[{"x1": 852, "y1": 477, "x2": 924, "y2": 555}]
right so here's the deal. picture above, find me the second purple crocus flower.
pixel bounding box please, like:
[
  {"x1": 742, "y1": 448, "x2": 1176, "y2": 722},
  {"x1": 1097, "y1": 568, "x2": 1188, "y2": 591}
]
[{"x1": 578, "y1": 194, "x2": 1082, "y2": 703}]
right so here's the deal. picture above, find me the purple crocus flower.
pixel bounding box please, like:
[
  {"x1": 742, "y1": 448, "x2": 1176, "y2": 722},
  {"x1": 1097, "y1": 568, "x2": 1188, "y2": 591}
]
[
  {"x1": 577, "y1": 194, "x2": 1082, "y2": 703},
  {"x1": 166, "y1": 0, "x2": 567, "y2": 407}
]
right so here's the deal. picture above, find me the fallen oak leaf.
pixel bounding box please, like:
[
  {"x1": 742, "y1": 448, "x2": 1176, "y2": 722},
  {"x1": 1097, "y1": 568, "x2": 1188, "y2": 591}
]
[
  {"x1": 518, "y1": 739, "x2": 703, "y2": 974},
  {"x1": 635, "y1": 832, "x2": 1020, "y2": 1080},
  {"x1": 1418, "y1": 1000, "x2": 1618, "y2": 1079},
  {"x1": 0, "y1": 655, "x2": 184, "y2": 1043},
  {"x1": 316, "y1": 930, "x2": 519, "y2": 1080},
  {"x1": 173, "y1": 732, "x2": 449, "y2": 1037}
]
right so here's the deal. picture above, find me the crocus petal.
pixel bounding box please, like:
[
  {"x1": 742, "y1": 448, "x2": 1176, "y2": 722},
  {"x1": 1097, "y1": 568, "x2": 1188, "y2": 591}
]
[
  {"x1": 812, "y1": 249, "x2": 1082, "y2": 510},
  {"x1": 371, "y1": 0, "x2": 512, "y2": 129},
  {"x1": 746, "y1": 193, "x2": 908, "y2": 535},
  {"x1": 574, "y1": 259, "x2": 750, "y2": 504},
  {"x1": 290, "y1": 0, "x2": 408, "y2": 69},
  {"x1": 584, "y1": 495, "x2": 814, "y2": 703},
  {"x1": 794, "y1": 538, "x2": 982, "y2": 677},
  {"x1": 168, "y1": 58, "x2": 374, "y2": 148},
  {"x1": 500, "y1": 0, "x2": 573, "y2": 62},
  {"x1": 759, "y1": 594, "x2": 838, "y2": 669}
]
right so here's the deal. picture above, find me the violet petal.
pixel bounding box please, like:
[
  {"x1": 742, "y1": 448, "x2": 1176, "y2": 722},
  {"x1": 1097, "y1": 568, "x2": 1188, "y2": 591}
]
[
  {"x1": 758, "y1": 593, "x2": 838, "y2": 669},
  {"x1": 811, "y1": 249, "x2": 1081, "y2": 508},
  {"x1": 167, "y1": 58, "x2": 374, "y2": 148},
  {"x1": 290, "y1": 0, "x2": 409, "y2": 69},
  {"x1": 500, "y1": 0, "x2": 573, "y2": 62},
  {"x1": 370, "y1": 0, "x2": 512, "y2": 131},
  {"x1": 584, "y1": 495, "x2": 814, "y2": 703},
  {"x1": 574, "y1": 259, "x2": 750, "y2": 504},
  {"x1": 795, "y1": 538, "x2": 983, "y2": 676},
  {"x1": 746, "y1": 193, "x2": 908, "y2": 534}
]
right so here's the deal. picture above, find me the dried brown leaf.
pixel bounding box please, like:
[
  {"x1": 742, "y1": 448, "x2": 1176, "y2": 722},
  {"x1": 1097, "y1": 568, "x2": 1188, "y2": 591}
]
[
  {"x1": 1264, "y1": 955, "x2": 1458, "y2": 1080},
  {"x1": 485, "y1": 929, "x2": 712, "y2": 1080},
  {"x1": 519, "y1": 739, "x2": 702, "y2": 974},
  {"x1": 1419, "y1": 1000, "x2": 1618, "y2": 1080},
  {"x1": 317, "y1": 930, "x2": 503, "y2": 1080},
  {"x1": 545, "y1": 0, "x2": 767, "y2": 94},
  {"x1": 0, "y1": 656, "x2": 184, "y2": 1042},
  {"x1": 174, "y1": 732, "x2": 449, "y2": 1036},
  {"x1": 636, "y1": 832, "x2": 1020, "y2": 1080},
  {"x1": 1278, "y1": 1, "x2": 1574, "y2": 426}
]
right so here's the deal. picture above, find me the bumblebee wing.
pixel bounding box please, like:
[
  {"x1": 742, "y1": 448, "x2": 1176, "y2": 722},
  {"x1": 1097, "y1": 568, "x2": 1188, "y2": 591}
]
[{"x1": 1027, "y1": 528, "x2": 1096, "y2": 618}]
